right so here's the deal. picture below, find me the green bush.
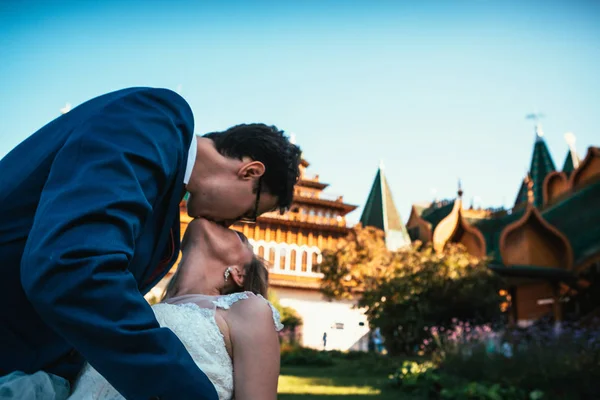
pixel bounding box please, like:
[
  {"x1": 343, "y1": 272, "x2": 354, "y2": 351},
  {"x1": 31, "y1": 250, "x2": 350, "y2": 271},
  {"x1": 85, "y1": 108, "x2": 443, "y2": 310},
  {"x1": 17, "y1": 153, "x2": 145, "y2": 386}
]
[
  {"x1": 333, "y1": 351, "x2": 406, "y2": 376},
  {"x1": 279, "y1": 345, "x2": 405, "y2": 373},
  {"x1": 280, "y1": 345, "x2": 334, "y2": 367},
  {"x1": 390, "y1": 360, "x2": 535, "y2": 399},
  {"x1": 390, "y1": 322, "x2": 600, "y2": 400}
]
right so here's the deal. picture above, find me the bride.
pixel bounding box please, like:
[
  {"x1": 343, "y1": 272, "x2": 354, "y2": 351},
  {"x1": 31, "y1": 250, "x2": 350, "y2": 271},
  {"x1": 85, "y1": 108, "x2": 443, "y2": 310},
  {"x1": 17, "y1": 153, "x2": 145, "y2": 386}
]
[{"x1": 69, "y1": 218, "x2": 283, "y2": 400}]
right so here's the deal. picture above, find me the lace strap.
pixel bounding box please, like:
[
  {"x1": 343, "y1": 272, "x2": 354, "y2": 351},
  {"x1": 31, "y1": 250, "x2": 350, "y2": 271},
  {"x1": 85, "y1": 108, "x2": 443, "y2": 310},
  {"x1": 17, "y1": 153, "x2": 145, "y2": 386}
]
[{"x1": 213, "y1": 292, "x2": 284, "y2": 332}]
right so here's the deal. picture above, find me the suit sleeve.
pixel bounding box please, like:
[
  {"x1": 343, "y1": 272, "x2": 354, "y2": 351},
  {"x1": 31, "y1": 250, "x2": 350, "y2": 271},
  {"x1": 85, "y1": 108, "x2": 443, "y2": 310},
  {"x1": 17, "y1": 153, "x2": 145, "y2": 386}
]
[{"x1": 20, "y1": 89, "x2": 218, "y2": 400}]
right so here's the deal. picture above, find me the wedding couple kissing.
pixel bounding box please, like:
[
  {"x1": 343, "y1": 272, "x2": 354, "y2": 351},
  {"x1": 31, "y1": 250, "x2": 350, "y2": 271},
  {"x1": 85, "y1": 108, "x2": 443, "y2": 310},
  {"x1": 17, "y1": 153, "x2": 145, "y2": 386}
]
[{"x1": 0, "y1": 87, "x2": 302, "y2": 400}]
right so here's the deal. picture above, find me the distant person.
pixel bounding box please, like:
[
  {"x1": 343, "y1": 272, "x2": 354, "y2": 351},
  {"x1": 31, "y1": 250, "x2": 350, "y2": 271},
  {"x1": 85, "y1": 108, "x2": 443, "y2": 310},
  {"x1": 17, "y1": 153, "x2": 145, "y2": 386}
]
[
  {"x1": 323, "y1": 332, "x2": 328, "y2": 349},
  {"x1": 373, "y1": 328, "x2": 384, "y2": 353}
]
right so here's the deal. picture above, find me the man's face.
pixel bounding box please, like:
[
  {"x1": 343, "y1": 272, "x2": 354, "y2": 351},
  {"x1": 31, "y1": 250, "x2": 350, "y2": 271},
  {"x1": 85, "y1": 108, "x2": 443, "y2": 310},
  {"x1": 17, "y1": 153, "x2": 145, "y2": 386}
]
[{"x1": 186, "y1": 174, "x2": 278, "y2": 225}]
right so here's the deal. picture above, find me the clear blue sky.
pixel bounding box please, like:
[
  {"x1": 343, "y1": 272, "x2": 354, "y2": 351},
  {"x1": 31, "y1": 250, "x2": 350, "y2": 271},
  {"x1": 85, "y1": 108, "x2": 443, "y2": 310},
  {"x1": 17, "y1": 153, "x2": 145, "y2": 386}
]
[{"x1": 1, "y1": 0, "x2": 599, "y2": 224}]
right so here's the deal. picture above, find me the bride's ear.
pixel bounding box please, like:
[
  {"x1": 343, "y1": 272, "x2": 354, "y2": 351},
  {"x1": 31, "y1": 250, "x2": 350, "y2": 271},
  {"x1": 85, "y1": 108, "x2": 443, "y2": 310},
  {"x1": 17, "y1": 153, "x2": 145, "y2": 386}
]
[{"x1": 231, "y1": 266, "x2": 245, "y2": 288}]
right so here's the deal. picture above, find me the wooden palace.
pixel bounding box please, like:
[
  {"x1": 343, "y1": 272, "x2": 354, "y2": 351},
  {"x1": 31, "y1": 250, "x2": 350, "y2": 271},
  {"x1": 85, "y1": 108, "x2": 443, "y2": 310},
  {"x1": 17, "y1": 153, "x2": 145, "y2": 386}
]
[{"x1": 399, "y1": 125, "x2": 600, "y2": 327}]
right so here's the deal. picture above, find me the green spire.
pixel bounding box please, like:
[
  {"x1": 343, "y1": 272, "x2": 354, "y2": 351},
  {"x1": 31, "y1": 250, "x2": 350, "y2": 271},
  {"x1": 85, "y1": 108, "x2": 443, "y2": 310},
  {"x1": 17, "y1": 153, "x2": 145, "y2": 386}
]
[
  {"x1": 360, "y1": 162, "x2": 411, "y2": 250},
  {"x1": 514, "y1": 123, "x2": 556, "y2": 208},
  {"x1": 562, "y1": 151, "x2": 576, "y2": 177},
  {"x1": 562, "y1": 132, "x2": 580, "y2": 177}
]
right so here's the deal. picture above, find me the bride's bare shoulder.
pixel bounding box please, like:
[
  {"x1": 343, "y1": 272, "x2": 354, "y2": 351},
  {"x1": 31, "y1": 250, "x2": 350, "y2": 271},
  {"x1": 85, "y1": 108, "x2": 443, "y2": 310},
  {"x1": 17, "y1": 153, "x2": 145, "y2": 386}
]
[
  {"x1": 227, "y1": 294, "x2": 276, "y2": 328},
  {"x1": 227, "y1": 293, "x2": 270, "y2": 318}
]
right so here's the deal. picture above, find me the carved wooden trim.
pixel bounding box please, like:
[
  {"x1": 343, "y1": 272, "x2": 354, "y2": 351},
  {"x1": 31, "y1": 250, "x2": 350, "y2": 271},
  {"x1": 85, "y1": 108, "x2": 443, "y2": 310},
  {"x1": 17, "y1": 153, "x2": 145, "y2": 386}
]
[
  {"x1": 455, "y1": 215, "x2": 487, "y2": 258},
  {"x1": 406, "y1": 205, "x2": 433, "y2": 243},
  {"x1": 432, "y1": 199, "x2": 486, "y2": 257},
  {"x1": 499, "y1": 204, "x2": 573, "y2": 271},
  {"x1": 569, "y1": 146, "x2": 600, "y2": 190},
  {"x1": 433, "y1": 200, "x2": 460, "y2": 253},
  {"x1": 542, "y1": 171, "x2": 569, "y2": 207}
]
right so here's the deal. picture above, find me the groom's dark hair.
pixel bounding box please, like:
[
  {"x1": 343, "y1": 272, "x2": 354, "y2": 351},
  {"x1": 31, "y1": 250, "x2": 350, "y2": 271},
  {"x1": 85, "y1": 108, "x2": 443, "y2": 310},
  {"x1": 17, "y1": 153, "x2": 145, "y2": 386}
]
[{"x1": 203, "y1": 124, "x2": 301, "y2": 212}]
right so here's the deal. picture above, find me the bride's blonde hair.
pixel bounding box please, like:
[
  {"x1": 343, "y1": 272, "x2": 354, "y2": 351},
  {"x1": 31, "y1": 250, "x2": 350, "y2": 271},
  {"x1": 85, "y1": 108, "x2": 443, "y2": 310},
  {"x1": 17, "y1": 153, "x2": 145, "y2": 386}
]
[{"x1": 163, "y1": 231, "x2": 269, "y2": 299}]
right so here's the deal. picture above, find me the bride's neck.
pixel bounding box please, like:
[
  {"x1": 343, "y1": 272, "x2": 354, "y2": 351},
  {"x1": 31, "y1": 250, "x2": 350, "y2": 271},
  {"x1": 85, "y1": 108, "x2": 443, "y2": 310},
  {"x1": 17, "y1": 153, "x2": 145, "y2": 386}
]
[{"x1": 165, "y1": 248, "x2": 222, "y2": 299}]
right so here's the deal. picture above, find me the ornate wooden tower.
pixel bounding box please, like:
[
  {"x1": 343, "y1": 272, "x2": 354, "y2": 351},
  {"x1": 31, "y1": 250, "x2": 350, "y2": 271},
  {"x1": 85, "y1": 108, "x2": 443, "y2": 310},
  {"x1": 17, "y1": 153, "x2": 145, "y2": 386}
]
[{"x1": 231, "y1": 157, "x2": 357, "y2": 289}]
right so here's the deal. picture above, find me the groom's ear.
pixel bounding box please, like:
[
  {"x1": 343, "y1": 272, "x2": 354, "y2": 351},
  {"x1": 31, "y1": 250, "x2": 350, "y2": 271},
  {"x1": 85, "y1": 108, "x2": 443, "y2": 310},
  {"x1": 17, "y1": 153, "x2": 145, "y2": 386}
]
[
  {"x1": 231, "y1": 266, "x2": 245, "y2": 288},
  {"x1": 238, "y1": 160, "x2": 265, "y2": 181}
]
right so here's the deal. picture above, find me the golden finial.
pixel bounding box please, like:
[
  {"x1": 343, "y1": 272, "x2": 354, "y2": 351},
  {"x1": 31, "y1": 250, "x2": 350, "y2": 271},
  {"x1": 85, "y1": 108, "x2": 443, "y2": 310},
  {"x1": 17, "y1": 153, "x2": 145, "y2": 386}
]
[{"x1": 525, "y1": 174, "x2": 534, "y2": 205}]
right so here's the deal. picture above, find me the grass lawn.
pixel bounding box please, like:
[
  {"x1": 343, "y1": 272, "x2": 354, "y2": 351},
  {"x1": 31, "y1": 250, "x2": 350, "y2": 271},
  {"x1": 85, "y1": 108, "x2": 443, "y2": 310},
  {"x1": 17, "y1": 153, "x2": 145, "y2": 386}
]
[{"x1": 278, "y1": 365, "x2": 410, "y2": 399}]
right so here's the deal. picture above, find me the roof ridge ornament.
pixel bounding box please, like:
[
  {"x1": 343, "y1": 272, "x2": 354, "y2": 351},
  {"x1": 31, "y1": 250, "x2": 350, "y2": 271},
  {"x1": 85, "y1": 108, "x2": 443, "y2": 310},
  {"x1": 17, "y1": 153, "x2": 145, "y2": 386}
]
[
  {"x1": 526, "y1": 112, "x2": 545, "y2": 141},
  {"x1": 564, "y1": 132, "x2": 580, "y2": 168}
]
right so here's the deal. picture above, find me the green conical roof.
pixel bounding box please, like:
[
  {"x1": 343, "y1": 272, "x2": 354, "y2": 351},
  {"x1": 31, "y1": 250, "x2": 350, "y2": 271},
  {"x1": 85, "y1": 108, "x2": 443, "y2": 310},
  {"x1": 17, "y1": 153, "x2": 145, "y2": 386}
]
[
  {"x1": 360, "y1": 164, "x2": 411, "y2": 250},
  {"x1": 562, "y1": 149, "x2": 579, "y2": 177},
  {"x1": 514, "y1": 130, "x2": 556, "y2": 208},
  {"x1": 514, "y1": 180, "x2": 528, "y2": 208}
]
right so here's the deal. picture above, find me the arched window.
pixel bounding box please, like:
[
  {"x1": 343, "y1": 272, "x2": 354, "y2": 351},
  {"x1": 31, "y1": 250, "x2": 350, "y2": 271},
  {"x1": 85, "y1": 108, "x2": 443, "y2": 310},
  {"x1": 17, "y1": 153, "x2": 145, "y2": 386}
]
[
  {"x1": 311, "y1": 253, "x2": 319, "y2": 273},
  {"x1": 258, "y1": 246, "x2": 265, "y2": 258},
  {"x1": 301, "y1": 252, "x2": 308, "y2": 272},
  {"x1": 279, "y1": 248, "x2": 287, "y2": 270},
  {"x1": 290, "y1": 249, "x2": 297, "y2": 271},
  {"x1": 268, "y1": 247, "x2": 276, "y2": 264}
]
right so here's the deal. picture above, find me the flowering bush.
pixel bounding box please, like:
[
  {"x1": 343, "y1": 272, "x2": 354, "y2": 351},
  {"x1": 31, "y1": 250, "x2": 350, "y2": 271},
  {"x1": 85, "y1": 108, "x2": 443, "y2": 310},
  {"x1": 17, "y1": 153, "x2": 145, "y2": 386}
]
[{"x1": 391, "y1": 320, "x2": 600, "y2": 399}]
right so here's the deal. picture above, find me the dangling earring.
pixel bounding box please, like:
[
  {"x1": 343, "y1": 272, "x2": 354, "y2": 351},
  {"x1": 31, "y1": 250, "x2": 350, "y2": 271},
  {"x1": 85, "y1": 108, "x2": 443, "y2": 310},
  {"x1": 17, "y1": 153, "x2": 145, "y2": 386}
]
[{"x1": 224, "y1": 267, "x2": 232, "y2": 282}]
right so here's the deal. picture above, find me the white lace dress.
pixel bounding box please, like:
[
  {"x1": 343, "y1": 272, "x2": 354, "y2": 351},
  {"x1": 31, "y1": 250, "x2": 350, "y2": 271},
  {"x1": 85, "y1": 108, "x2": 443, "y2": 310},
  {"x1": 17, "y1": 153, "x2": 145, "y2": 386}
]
[{"x1": 68, "y1": 292, "x2": 283, "y2": 400}]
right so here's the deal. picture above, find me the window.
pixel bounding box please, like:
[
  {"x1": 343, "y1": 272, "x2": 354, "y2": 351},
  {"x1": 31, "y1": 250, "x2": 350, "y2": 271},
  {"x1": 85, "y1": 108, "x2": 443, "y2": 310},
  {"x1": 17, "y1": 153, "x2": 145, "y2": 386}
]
[
  {"x1": 279, "y1": 248, "x2": 287, "y2": 270},
  {"x1": 311, "y1": 253, "x2": 319, "y2": 273},
  {"x1": 268, "y1": 248, "x2": 276, "y2": 264},
  {"x1": 290, "y1": 249, "x2": 297, "y2": 271}
]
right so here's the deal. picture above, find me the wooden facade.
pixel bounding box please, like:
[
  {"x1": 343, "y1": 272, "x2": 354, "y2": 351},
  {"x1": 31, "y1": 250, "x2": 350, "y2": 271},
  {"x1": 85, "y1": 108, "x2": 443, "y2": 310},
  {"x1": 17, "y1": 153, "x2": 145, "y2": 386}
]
[
  {"x1": 406, "y1": 141, "x2": 600, "y2": 326},
  {"x1": 230, "y1": 158, "x2": 357, "y2": 290}
]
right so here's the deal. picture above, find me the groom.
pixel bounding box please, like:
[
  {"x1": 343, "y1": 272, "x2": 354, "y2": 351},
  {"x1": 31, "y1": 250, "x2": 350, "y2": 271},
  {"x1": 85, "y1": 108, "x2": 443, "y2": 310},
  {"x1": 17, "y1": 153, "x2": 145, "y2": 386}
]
[{"x1": 0, "y1": 87, "x2": 301, "y2": 399}]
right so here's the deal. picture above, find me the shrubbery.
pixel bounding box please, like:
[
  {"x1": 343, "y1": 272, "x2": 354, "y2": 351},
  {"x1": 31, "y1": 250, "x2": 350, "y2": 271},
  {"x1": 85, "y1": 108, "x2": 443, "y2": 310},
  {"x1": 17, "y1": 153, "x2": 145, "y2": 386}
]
[
  {"x1": 319, "y1": 226, "x2": 506, "y2": 355},
  {"x1": 390, "y1": 320, "x2": 600, "y2": 399},
  {"x1": 280, "y1": 344, "x2": 405, "y2": 375},
  {"x1": 280, "y1": 343, "x2": 334, "y2": 367}
]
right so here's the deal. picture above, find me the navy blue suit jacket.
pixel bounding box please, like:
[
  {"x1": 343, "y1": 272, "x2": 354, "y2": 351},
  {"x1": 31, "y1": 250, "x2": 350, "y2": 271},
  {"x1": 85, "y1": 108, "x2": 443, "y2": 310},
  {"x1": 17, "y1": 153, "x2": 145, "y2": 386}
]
[{"x1": 0, "y1": 88, "x2": 218, "y2": 399}]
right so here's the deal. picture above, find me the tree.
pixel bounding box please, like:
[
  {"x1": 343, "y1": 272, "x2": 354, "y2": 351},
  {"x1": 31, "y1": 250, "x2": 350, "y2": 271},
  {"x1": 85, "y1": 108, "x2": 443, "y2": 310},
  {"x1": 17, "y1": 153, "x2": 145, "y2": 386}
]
[
  {"x1": 268, "y1": 291, "x2": 303, "y2": 344},
  {"x1": 320, "y1": 225, "x2": 506, "y2": 355}
]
